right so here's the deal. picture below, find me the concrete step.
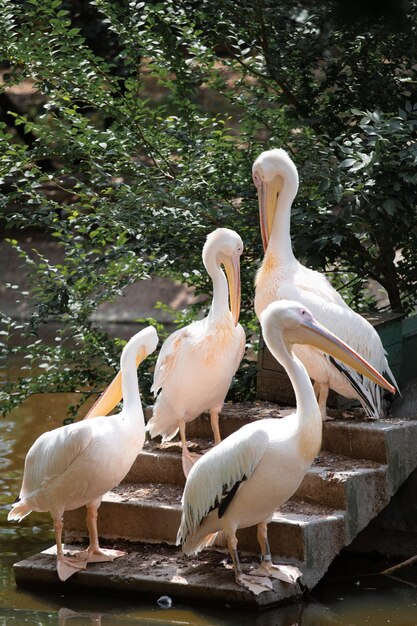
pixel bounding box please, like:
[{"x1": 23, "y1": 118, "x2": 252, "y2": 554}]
[
  {"x1": 184, "y1": 401, "x2": 281, "y2": 440},
  {"x1": 65, "y1": 480, "x2": 343, "y2": 550},
  {"x1": 13, "y1": 542, "x2": 304, "y2": 609},
  {"x1": 64, "y1": 485, "x2": 346, "y2": 592},
  {"x1": 63, "y1": 460, "x2": 386, "y2": 588},
  {"x1": 65, "y1": 482, "x2": 183, "y2": 545},
  {"x1": 170, "y1": 403, "x2": 416, "y2": 483},
  {"x1": 128, "y1": 443, "x2": 387, "y2": 512}
]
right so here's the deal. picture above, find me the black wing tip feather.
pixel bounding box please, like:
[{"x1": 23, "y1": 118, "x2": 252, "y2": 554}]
[
  {"x1": 218, "y1": 477, "x2": 246, "y2": 519},
  {"x1": 13, "y1": 495, "x2": 21, "y2": 504},
  {"x1": 328, "y1": 355, "x2": 376, "y2": 416}
]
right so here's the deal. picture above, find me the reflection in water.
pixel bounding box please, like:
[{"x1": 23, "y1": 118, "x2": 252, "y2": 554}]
[
  {"x1": 2, "y1": 394, "x2": 417, "y2": 625},
  {"x1": 58, "y1": 607, "x2": 103, "y2": 626}
]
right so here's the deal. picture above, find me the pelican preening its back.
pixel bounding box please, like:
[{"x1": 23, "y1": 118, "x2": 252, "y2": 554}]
[
  {"x1": 83, "y1": 227, "x2": 245, "y2": 477},
  {"x1": 177, "y1": 300, "x2": 396, "y2": 594},
  {"x1": 8, "y1": 326, "x2": 158, "y2": 581},
  {"x1": 147, "y1": 228, "x2": 246, "y2": 476},
  {"x1": 253, "y1": 148, "x2": 398, "y2": 419}
]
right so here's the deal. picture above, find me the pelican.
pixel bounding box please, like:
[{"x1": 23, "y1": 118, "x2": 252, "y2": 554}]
[
  {"x1": 8, "y1": 326, "x2": 158, "y2": 581},
  {"x1": 146, "y1": 228, "x2": 245, "y2": 476},
  {"x1": 253, "y1": 148, "x2": 398, "y2": 419},
  {"x1": 82, "y1": 229, "x2": 244, "y2": 476},
  {"x1": 177, "y1": 300, "x2": 396, "y2": 595}
]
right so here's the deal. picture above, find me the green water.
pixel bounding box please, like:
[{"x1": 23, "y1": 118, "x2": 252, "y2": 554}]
[{"x1": 2, "y1": 395, "x2": 417, "y2": 626}]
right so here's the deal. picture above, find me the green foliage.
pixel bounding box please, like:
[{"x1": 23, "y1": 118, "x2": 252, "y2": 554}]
[
  {"x1": 184, "y1": 0, "x2": 417, "y2": 310},
  {"x1": 0, "y1": 0, "x2": 416, "y2": 416},
  {"x1": 328, "y1": 107, "x2": 417, "y2": 312}
]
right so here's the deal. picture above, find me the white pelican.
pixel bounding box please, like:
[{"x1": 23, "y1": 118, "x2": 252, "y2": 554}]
[
  {"x1": 177, "y1": 301, "x2": 396, "y2": 595},
  {"x1": 253, "y1": 148, "x2": 398, "y2": 419},
  {"x1": 147, "y1": 228, "x2": 245, "y2": 476},
  {"x1": 8, "y1": 326, "x2": 158, "y2": 581},
  {"x1": 82, "y1": 229, "x2": 244, "y2": 476}
]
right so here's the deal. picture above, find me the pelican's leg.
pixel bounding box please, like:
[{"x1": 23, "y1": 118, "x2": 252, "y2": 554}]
[
  {"x1": 250, "y1": 522, "x2": 302, "y2": 585},
  {"x1": 227, "y1": 533, "x2": 273, "y2": 595},
  {"x1": 53, "y1": 516, "x2": 88, "y2": 581},
  {"x1": 313, "y1": 381, "x2": 331, "y2": 421},
  {"x1": 210, "y1": 408, "x2": 222, "y2": 445},
  {"x1": 83, "y1": 502, "x2": 126, "y2": 563},
  {"x1": 179, "y1": 420, "x2": 201, "y2": 477}
]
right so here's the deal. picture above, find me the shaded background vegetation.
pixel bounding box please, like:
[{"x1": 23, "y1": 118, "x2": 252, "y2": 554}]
[{"x1": 1, "y1": 0, "x2": 416, "y2": 416}]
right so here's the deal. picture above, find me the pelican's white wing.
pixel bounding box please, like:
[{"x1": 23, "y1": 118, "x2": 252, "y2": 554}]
[
  {"x1": 20, "y1": 422, "x2": 93, "y2": 499},
  {"x1": 151, "y1": 326, "x2": 192, "y2": 396},
  {"x1": 233, "y1": 324, "x2": 246, "y2": 371},
  {"x1": 177, "y1": 423, "x2": 269, "y2": 545}
]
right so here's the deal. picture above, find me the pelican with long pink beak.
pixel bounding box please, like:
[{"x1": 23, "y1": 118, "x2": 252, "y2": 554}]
[
  {"x1": 177, "y1": 300, "x2": 396, "y2": 595},
  {"x1": 85, "y1": 228, "x2": 245, "y2": 477}
]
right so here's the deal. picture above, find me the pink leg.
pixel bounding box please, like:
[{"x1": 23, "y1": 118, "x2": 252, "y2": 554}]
[
  {"x1": 314, "y1": 381, "x2": 331, "y2": 421},
  {"x1": 250, "y1": 521, "x2": 302, "y2": 584},
  {"x1": 226, "y1": 532, "x2": 273, "y2": 595},
  {"x1": 83, "y1": 503, "x2": 126, "y2": 563},
  {"x1": 179, "y1": 421, "x2": 201, "y2": 477},
  {"x1": 53, "y1": 517, "x2": 88, "y2": 581},
  {"x1": 210, "y1": 409, "x2": 222, "y2": 445}
]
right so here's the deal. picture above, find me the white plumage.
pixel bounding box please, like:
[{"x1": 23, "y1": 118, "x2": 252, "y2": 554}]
[
  {"x1": 147, "y1": 228, "x2": 246, "y2": 476},
  {"x1": 177, "y1": 300, "x2": 396, "y2": 595},
  {"x1": 253, "y1": 148, "x2": 398, "y2": 419},
  {"x1": 8, "y1": 326, "x2": 158, "y2": 581}
]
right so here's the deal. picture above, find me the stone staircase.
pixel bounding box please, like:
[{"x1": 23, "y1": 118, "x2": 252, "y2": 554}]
[{"x1": 13, "y1": 402, "x2": 417, "y2": 609}]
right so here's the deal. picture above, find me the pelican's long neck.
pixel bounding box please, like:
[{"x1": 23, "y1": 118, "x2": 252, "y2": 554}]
[
  {"x1": 269, "y1": 333, "x2": 321, "y2": 457},
  {"x1": 205, "y1": 254, "x2": 230, "y2": 322},
  {"x1": 120, "y1": 341, "x2": 143, "y2": 420},
  {"x1": 267, "y1": 167, "x2": 298, "y2": 265}
]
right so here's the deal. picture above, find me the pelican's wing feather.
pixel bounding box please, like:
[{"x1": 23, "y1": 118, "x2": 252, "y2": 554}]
[
  {"x1": 233, "y1": 324, "x2": 246, "y2": 372},
  {"x1": 277, "y1": 281, "x2": 385, "y2": 366},
  {"x1": 151, "y1": 326, "x2": 191, "y2": 396},
  {"x1": 20, "y1": 422, "x2": 93, "y2": 498},
  {"x1": 294, "y1": 265, "x2": 347, "y2": 307},
  {"x1": 177, "y1": 424, "x2": 269, "y2": 544}
]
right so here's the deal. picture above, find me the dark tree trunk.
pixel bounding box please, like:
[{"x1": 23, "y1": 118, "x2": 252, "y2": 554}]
[{"x1": 380, "y1": 259, "x2": 404, "y2": 314}]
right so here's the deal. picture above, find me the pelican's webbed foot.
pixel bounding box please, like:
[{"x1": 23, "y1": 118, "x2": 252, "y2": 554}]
[
  {"x1": 182, "y1": 449, "x2": 202, "y2": 478},
  {"x1": 236, "y1": 573, "x2": 274, "y2": 595},
  {"x1": 251, "y1": 559, "x2": 302, "y2": 584},
  {"x1": 57, "y1": 554, "x2": 88, "y2": 581},
  {"x1": 68, "y1": 546, "x2": 127, "y2": 563},
  {"x1": 86, "y1": 547, "x2": 126, "y2": 563}
]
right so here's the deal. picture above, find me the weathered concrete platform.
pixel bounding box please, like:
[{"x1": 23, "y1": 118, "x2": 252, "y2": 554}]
[
  {"x1": 13, "y1": 402, "x2": 417, "y2": 608},
  {"x1": 13, "y1": 542, "x2": 300, "y2": 609}
]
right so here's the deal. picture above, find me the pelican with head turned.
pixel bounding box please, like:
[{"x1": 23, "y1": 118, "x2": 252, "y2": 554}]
[
  {"x1": 253, "y1": 148, "x2": 398, "y2": 419},
  {"x1": 8, "y1": 326, "x2": 158, "y2": 580},
  {"x1": 146, "y1": 227, "x2": 245, "y2": 476},
  {"x1": 177, "y1": 300, "x2": 396, "y2": 595},
  {"x1": 85, "y1": 228, "x2": 245, "y2": 477}
]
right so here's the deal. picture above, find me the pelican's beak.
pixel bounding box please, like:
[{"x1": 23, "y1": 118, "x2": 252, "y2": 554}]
[
  {"x1": 287, "y1": 319, "x2": 397, "y2": 394},
  {"x1": 224, "y1": 254, "x2": 241, "y2": 326},
  {"x1": 254, "y1": 172, "x2": 282, "y2": 252},
  {"x1": 84, "y1": 348, "x2": 146, "y2": 419}
]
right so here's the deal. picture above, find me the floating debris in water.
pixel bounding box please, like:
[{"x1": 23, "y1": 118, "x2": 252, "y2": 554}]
[{"x1": 157, "y1": 595, "x2": 173, "y2": 609}]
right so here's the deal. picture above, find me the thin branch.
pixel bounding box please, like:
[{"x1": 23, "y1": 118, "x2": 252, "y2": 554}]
[{"x1": 254, "y1": 0, "x2": 308, "y2": 117}]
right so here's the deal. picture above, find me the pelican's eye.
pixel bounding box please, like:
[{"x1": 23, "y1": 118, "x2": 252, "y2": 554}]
[{"x1": 253, "y1": 171, "x2": 262, "y2": 188}]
